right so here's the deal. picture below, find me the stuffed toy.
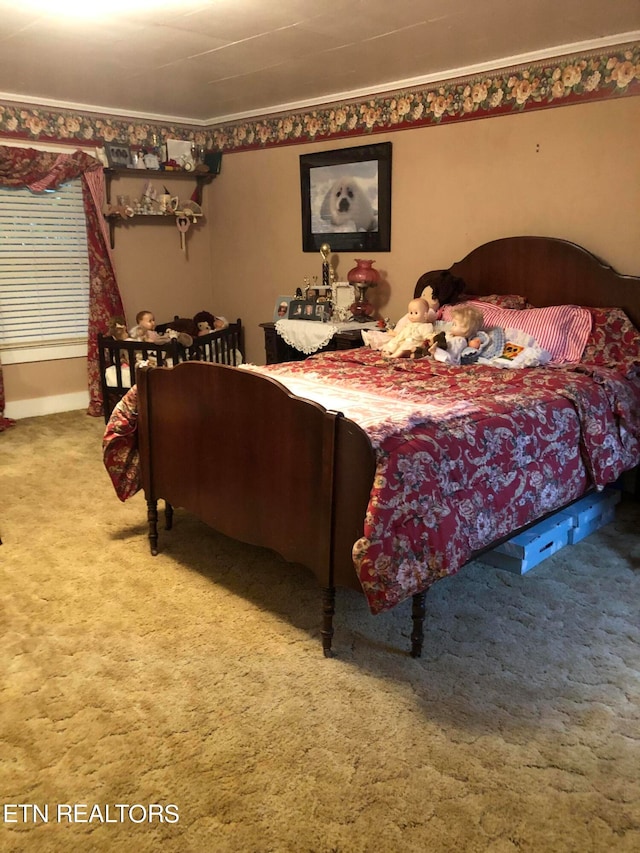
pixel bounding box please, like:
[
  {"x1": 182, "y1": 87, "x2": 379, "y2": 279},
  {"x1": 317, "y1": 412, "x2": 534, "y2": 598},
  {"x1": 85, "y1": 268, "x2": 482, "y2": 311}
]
[
  {"x1": 410, "y1": 331, "x2": 447, "y2": 360},
  {"x1": 107, "y1": 316, "x2": 128, "y2": 340},
  {"x1": 193, "y1": 310, "x2": 229, "y2": 335},
  {"x1": 381, "y1": 298, "x2": 436, "y2": 358},
  {"x1": 163, "y1": 316, "x2": 199, "y2": 339},
  {"x1": 414, "y1": 269, "x2": 466, "y2": 319},
  {"x1": 129, "y1": 310, "x2": 193, "y2": 347}
]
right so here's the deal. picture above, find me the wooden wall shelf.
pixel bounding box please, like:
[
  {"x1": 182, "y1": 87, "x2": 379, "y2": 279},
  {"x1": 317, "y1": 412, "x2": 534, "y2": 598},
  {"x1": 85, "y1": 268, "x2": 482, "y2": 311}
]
[
  {"x1": 104, "y1": 168, "x2": 212, "y2": 248},
  {"x1": 104, "y1": 167, "x2": 214, "y2": 205}
]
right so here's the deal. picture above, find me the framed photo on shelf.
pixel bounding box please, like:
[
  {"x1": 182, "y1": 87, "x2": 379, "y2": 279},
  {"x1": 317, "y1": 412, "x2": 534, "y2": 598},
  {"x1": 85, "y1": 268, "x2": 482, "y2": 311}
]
[
  {"x1": 104, "y1": 143, "x2": 134, "y2": 169},
  {"x1": 300, "y1": 141, "x2": 392, "y2": 253},
  {"x1": 273, "y1": 296, "x2": 293, "y2": 321}
]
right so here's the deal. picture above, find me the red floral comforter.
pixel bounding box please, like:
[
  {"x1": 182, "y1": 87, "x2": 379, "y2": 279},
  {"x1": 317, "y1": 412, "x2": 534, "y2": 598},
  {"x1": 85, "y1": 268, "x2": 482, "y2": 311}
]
[
  {"x1": 256, "y1": 350, "x2": 640, "y2": 613},
  {"x1": 103, "y1": 351, "x2": 640, "y2": 615},
  {"x1": 102, "y1": 387, "x2": 141, "y2": 502}
]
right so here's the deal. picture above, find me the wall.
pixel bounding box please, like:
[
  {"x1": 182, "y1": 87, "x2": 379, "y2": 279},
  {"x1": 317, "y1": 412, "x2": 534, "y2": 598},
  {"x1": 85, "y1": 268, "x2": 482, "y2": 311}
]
[
  {"x1": 211, "y1": 95, "x2": 640, "y2": 364},
  {"x1": 3, "y1": 94, "x2": 639, "y2": 411}
]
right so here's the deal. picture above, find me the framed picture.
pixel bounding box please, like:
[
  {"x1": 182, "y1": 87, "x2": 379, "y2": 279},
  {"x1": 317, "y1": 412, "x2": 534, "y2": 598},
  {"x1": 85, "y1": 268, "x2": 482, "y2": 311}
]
[
  {"x1": 104, "y1": 143, "x2": 134, "y2": 169},
  {"x1": 332, "y1": 282, "x2": 355, "y2": 309},
  {"x1": 273, "y1": 296, "x2": 292, "y2": 321},
  {"x1": 288, "y1": 299, "x2": 323, "y2": 321},
  {"x1": 300, "y1": 141, "x2": 392, "y2": 253}
]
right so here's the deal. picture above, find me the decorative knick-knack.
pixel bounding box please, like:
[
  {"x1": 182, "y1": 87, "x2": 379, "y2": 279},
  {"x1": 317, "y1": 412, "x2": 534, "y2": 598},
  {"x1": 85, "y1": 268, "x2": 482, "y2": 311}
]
[{"x1": 347, "y1": 259, "x2": 379, "y2": 321}]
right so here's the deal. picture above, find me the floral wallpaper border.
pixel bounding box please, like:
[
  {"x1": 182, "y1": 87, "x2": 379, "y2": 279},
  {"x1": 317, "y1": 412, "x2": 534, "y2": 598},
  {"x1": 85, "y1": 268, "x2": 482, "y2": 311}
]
[{"x1": 0, "y1": 42, "x2": 638, "y2": 155}]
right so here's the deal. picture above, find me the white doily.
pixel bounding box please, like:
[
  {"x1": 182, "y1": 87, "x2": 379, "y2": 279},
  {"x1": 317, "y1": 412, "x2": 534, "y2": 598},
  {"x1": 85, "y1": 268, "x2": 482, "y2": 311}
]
[{"x1": 275, "y1": 319, "x2": 377, "y2": 354}]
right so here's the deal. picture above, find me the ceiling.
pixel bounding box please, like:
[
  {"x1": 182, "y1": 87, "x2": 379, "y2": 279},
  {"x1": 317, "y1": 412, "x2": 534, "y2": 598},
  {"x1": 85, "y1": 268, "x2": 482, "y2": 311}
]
[{"x1": 0, "y1": 0, "x2": 638, "y2": 125}]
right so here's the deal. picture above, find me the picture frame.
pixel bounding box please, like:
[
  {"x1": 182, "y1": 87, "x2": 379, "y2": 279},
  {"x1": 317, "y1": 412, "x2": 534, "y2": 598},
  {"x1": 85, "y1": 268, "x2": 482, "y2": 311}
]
[
  {"x1": 104, "y1": 142, "x2": 134, "y2": 169},
  {"x1": 273, "y1": 295, "x2": 293, "y2": 321},
  {"x1": 288, "y1": 299, "x2": 324, "y2": 321},
  {"x1": 300, "y1": 141, "x2": 392, "y2": 253},
  {"x1": 332, "y1": 282, "x2": 355, "y2": 309}
]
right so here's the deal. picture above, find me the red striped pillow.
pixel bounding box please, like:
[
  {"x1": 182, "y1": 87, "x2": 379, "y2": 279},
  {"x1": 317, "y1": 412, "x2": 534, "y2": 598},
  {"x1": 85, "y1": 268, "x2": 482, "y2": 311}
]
[{"x1": 442, "y1": 302, "x2": 592, "y2": 365}]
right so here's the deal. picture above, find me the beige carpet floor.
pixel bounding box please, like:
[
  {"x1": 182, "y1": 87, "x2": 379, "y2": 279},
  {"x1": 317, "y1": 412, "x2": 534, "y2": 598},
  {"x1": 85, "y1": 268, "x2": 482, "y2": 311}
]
[{"x1": 1, "y1": 410, "x2": 639, "y2": 853}]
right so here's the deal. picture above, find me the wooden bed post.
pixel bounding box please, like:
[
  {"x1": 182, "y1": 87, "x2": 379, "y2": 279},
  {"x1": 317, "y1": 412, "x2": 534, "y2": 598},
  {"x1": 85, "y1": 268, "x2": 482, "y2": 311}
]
[
  {"x1": 147, "y1": 499, "x2": 159, "y2": 556},
  {"x1": 321, "y1": 587, "x2": 336, "y2": 657},
  {"x1": 411, "y1": 591, "x2": 427, "y2": 658}
]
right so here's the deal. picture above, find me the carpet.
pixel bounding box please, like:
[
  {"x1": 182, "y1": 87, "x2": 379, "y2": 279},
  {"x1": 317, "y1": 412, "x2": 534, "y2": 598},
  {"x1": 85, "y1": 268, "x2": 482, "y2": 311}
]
[{"x1": 1, "y1": 410, "x2": 639, "y2": 852}]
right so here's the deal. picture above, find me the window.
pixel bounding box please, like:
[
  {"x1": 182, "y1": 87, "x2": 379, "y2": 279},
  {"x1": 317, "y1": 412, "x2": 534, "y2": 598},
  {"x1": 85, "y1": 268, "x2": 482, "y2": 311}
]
[{"x1": 0, "y1": 179, "x2": 90, "y2": 364}]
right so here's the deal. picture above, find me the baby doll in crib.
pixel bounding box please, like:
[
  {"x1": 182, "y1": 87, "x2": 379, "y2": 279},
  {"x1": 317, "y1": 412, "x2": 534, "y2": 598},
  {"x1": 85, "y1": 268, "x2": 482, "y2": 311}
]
[
  {"x1": 362, "y1": 269, "x2": 466, "y2": 350},
  {"x1": 129, "y1": 310, "x2": 193, "y2": 347},
  {"x1": 381, "y1": 298, "x2": 437, "y2": 358}
]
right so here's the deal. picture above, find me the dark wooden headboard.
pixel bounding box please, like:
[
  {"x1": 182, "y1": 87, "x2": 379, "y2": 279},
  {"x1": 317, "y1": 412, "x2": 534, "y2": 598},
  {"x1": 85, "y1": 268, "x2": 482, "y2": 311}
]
[{"x1": 414, "y1": 236, "x2": 640, "y2": 329}]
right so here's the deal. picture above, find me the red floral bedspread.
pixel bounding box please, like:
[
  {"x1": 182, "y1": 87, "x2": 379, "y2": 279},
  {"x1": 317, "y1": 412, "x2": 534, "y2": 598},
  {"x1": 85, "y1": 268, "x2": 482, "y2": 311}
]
[
  {"x1": 260, "y1": 350, "x2": 640, "y2": 613},
  {"x1": 103, "y1": 352, "x2": 640, "y2": 615},
  {"x1": 102, "y1": 387, "x2": 142, "y2": 502}
]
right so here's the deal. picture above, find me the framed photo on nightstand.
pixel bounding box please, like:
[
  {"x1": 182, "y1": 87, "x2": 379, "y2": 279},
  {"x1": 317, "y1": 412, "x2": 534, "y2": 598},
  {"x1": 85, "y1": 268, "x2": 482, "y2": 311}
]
[
  {"x1": 273, "y1": 296, "x2": 292, "y2": 321},
  {"x1": 288, "y1": 299, "x2": 324, "y2": 321}
]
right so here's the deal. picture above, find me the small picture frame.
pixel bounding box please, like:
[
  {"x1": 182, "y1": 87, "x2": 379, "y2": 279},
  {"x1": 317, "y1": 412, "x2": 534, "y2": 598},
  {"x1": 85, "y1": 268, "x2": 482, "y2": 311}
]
[
  {"x1": 332, "y1": 282, "x2": 354, "y2": 309},
  {"x1": 104, "y1": 143, "x2": 134, "y2": 169},
  {"x1": 288, "y1": 298, "x2": 322, "y2": 321},
  {"x1": 273, "y1": 296, "x2": 292, "y2": 321}
]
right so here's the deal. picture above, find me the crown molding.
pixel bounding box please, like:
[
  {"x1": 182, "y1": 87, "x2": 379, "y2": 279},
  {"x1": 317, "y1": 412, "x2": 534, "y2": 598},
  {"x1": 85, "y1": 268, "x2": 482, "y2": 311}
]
[{"x1": 1, "y1": 31, "x2": 638, "y2": 128}]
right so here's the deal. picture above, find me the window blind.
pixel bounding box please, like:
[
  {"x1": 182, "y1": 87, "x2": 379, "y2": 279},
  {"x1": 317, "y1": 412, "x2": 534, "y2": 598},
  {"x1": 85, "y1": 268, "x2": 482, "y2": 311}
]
[{"x1": 0, "y1": 180, "x2": 90, "y2": 348}]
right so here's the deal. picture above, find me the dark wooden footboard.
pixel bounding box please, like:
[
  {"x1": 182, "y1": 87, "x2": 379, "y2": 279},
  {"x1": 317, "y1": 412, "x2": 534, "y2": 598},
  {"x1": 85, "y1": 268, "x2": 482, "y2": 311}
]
[{"x1": 137, "y1": 361, "x2": 376, "y2": 655}]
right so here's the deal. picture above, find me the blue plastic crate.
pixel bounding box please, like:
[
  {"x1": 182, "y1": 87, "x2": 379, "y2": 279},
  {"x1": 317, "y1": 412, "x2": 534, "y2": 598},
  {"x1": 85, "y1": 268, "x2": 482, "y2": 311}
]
[
  {"x1": 562, "y1": 489, "x2": 621, "y2": 544},
  {"x1": 480, "y1": 512, "x2": 574, "y2": 575}
]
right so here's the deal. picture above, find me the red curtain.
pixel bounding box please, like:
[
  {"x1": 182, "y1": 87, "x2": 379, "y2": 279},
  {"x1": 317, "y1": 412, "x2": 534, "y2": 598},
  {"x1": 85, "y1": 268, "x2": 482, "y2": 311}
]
[{"x1": 0, "y1": 145, "x2": 125, "y2": 423}]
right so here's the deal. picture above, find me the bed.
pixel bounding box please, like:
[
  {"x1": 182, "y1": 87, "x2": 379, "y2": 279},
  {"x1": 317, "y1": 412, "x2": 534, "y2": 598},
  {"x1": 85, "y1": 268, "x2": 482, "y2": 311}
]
[
  {"x1": 98, "y1": 318, "x2": 244, "y2": 422},
  {"x1": 107, "y1": 237, "x2": 640, "y2": 657}
]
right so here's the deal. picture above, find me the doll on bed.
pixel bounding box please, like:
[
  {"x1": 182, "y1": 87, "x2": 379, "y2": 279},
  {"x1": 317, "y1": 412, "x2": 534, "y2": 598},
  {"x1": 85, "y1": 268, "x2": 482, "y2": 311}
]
[
  {"x1": 430, "y1": 304, "x2": 496, "y2": 364},
  {"x1": 380, "y1": 298, "x2": 438, "y2": 358},
  {"x1": 129, "y1": 310, "x2": 193, "y2": 347},
  {"x1": 362, "y1": 269, "x2": 466, "y2": 350}
]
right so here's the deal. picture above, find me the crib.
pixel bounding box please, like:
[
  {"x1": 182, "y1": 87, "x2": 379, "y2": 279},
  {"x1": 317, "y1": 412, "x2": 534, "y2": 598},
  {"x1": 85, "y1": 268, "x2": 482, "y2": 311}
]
[{"x1": 98, "y1": 318, "x2": 243, "y2": 422}]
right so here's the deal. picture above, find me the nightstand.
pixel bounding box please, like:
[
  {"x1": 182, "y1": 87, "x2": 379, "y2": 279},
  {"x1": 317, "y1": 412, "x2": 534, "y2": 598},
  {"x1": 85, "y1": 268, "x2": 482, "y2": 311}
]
[{"x1": 260, "y1": 322, "x2": 365, "y2": 364}]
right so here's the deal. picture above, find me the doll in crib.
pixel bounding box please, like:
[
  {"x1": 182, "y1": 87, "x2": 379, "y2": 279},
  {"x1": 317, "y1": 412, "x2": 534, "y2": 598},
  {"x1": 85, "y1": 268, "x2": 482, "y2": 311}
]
[
  {"x1": 129, "y1": 310, "x2": 193, "y2": 347},
  {"x1": 381, "y1": 298, "x2": 437, "y2": 358}
]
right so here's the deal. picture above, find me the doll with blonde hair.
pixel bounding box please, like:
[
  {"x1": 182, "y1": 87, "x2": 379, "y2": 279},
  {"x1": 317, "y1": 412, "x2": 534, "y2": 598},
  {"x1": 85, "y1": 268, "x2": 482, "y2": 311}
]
[{"x1": 431, "y1": 303, "x2": 487, "y2": 364}]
